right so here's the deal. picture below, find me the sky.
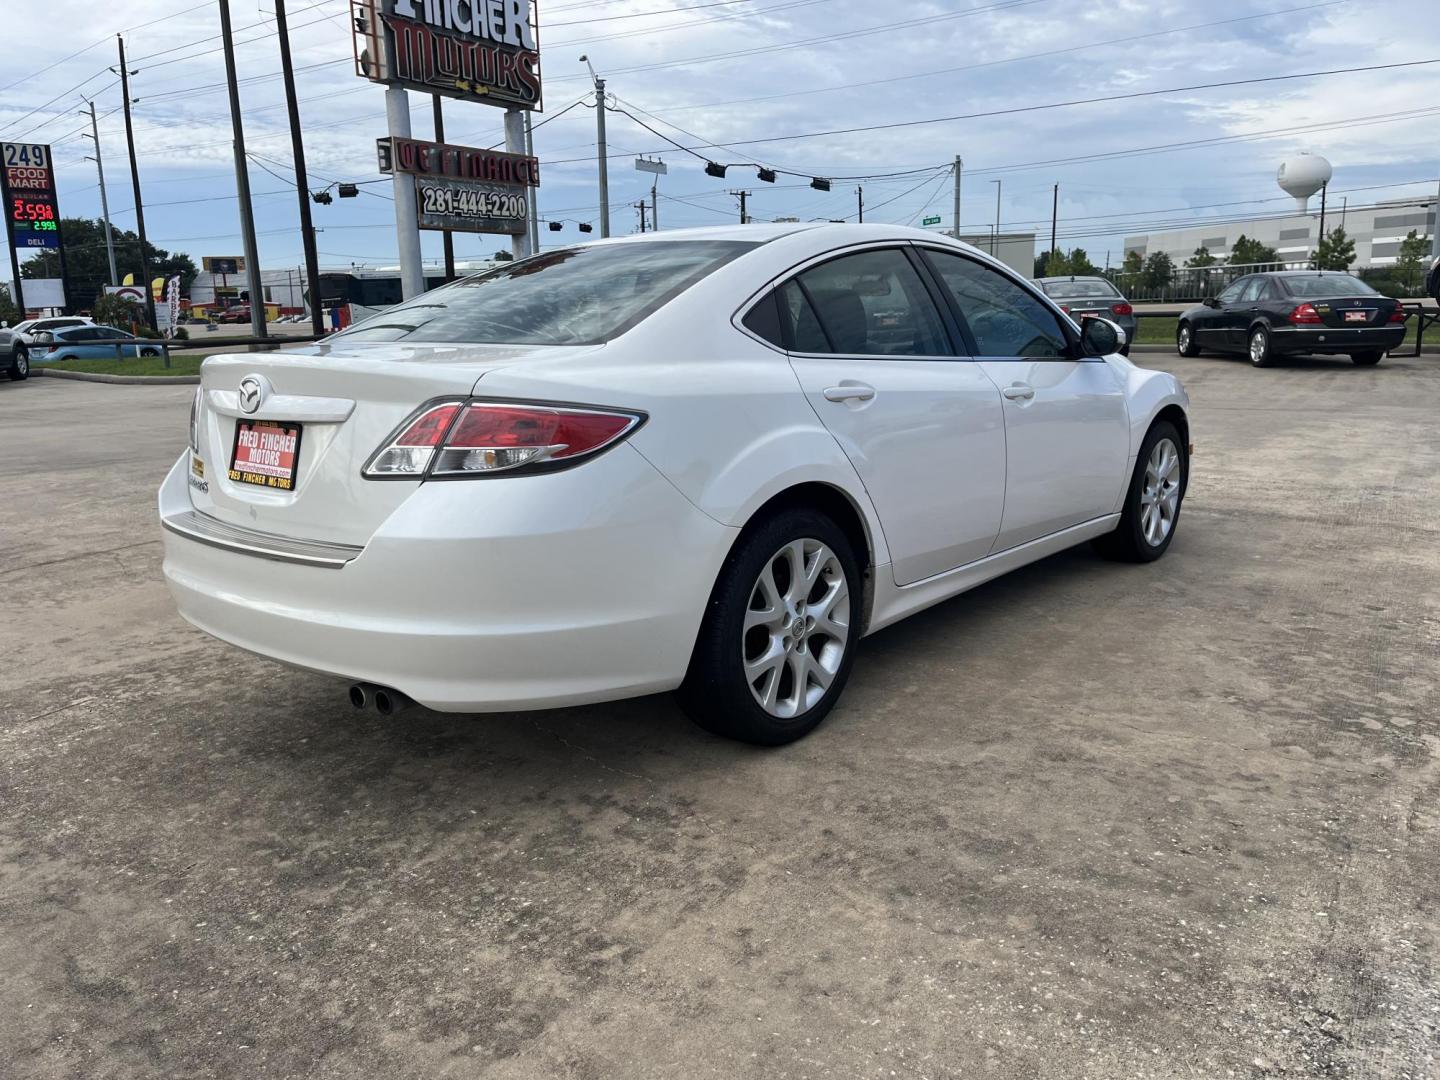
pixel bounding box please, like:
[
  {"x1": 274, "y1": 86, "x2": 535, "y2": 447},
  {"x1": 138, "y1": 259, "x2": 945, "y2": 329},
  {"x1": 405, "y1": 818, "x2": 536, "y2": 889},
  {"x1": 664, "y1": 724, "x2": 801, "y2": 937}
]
[{"x1": 2, "y1": 0, "x2": 1438, "y2": 277}]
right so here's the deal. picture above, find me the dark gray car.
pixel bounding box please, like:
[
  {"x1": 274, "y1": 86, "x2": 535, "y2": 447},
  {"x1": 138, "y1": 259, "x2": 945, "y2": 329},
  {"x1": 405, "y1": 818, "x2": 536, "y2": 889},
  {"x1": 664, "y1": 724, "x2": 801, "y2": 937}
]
[{"x1": 1036, "y1": 276, "x2": 1136, "y2": 355}]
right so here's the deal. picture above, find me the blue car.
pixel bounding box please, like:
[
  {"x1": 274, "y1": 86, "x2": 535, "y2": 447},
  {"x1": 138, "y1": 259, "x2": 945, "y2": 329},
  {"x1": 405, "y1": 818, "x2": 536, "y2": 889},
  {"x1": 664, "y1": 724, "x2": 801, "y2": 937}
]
[{"x1": 35, "y1": 324, "x2": 167, "y2": 362}]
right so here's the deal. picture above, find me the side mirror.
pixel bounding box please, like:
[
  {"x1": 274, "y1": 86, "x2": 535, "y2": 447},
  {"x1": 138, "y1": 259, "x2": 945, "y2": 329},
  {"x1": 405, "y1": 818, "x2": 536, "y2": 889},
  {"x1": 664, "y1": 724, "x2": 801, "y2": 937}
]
[
  {"x1": 1203, "y1": 297, "x2": 1219, "y2": 308},
  {"x1": 1079, "y1": 315, "x2": 1124, "y2": 356}
]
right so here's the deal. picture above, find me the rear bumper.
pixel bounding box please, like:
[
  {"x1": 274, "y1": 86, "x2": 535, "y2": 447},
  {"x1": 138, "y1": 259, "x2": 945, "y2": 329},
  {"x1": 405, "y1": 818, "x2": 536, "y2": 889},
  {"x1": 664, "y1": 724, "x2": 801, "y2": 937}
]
[
  {"x1": 1269, "y1": 325, "x2": 1407, "y2": 355},
  {"x1": 158, "y1": 447, "x2": 738, "y2": 712}
]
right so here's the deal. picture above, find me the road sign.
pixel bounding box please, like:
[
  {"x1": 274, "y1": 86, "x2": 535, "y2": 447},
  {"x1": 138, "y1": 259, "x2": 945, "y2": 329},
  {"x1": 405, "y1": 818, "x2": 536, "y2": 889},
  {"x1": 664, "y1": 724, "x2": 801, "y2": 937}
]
[
  {"x1": 635, "y1": 158, "x2": 668, "y2": 176},
  {"x1": 922, "y1": 215, "x2": 942, "y2": 227}
]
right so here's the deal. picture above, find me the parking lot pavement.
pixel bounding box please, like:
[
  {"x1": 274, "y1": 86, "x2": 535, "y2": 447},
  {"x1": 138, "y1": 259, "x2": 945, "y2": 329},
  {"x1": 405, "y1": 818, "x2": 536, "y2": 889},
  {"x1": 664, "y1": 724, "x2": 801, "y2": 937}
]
[{"x1": 2, "y1": 354, "x2": 1437, "y2": 1080}]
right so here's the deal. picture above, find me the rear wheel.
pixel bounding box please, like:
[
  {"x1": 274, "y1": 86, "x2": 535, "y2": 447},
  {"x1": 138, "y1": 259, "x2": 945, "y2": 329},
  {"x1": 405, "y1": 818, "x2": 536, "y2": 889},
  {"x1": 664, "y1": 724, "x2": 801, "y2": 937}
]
[
  {"x1": 1248, "y1": 326, "x2": 1273, "y2": 367},
  {"x1": 139, "y1": 347, "x2": 161, "y2": 358},
  {"x1": 1176, "y1": 322, "x2": 1201, "y2": 357},
  {"x1": 678, "y1": 508, "x2": 860, "y2": 745},
  {"x1": 1094, "y1": 420, "x2": 1187, "y2": 563},
  {"x1": 1351, "y1": 350, "x2": 1384, "y2": 366},
  {"x1": 7, "y1": 346, "x2": 28, "y2": 381}
]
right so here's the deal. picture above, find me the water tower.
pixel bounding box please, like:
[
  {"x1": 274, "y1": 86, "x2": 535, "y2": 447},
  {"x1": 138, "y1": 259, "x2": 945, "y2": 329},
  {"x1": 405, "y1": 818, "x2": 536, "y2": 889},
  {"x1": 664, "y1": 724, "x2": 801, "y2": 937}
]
[{"x1": 1277, "y1": 154, "x2": 1332, "y2": 213}]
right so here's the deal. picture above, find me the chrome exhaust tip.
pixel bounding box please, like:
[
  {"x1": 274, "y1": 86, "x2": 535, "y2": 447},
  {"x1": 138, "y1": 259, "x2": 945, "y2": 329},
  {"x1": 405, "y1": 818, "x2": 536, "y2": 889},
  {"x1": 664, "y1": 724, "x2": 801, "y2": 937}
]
[{"x1": 348, "y1": 684, "x2": 369, "y2": 710}]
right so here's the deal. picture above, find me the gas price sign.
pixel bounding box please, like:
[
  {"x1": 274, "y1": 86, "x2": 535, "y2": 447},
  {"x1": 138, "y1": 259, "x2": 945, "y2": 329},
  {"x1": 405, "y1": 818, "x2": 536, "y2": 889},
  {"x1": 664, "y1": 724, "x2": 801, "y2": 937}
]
[{"x1": 1, "y1": 143, "x2": 62, "y2": 250}]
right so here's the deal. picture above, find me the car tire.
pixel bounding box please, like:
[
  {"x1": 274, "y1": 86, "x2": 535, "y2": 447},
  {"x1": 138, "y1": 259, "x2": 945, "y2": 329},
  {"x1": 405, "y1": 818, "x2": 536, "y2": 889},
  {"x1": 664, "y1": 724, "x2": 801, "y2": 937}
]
[
  {"x1": 677, "y1": 507, "x2": 861, "y2": 746},
  {"x1": 1247, "y1": 325, "x2": 1273, "y2": 367},
  {"x1": 1176, "y1": 322, "x2": 1201, "y2": 357},
  {"x1": 139, "y1": 347, "x2": 161, "y2": 358},
  {"x1": 1351, "y1": 350, "x2": 1384, "y2": 366},
  {"x1": 7, "y1": 346, "x2": 28, "y2": 381},
  {"x1": 1093, "y1": 420, "x2": 1187, "y2": 564}
]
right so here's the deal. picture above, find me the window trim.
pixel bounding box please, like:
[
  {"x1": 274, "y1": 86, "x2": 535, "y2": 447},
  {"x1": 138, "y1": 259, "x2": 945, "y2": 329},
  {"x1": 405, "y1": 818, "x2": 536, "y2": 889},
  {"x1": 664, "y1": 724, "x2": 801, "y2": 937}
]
[
  {"x1": 731, "y1": 239, "x2": 964, "y2": 361},
  {"x1": 915, "y1": 244, "x2": 1088, "y2": 362}
]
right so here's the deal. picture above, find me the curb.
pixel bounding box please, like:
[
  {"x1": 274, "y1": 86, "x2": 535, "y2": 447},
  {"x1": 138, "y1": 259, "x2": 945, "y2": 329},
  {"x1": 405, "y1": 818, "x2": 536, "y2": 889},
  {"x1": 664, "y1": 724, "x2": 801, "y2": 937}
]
[{"x1": 37, "y1": 367, "x2": 200, "y2": 386}]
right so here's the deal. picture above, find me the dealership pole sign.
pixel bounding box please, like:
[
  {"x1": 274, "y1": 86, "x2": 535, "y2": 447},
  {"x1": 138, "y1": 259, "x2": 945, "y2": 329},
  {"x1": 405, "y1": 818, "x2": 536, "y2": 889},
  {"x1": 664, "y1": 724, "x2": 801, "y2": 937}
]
[
  {"x1": 378, "y1": 135, "x2": 538, "y2": 236},
  {"x1": 352, "y1": 0, "x2": 542, "y2": 110}
]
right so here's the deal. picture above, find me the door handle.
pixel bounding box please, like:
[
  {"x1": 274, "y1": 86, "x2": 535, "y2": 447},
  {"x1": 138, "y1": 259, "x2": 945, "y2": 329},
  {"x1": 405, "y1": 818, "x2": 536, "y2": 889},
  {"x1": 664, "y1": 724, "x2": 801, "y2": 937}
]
[
  {"x1": 823, "y1": 385, "x2": 875, "y2": 402},
  {"x1": 1001, "y1": 384, "x2": 1035, "y2": 401}
]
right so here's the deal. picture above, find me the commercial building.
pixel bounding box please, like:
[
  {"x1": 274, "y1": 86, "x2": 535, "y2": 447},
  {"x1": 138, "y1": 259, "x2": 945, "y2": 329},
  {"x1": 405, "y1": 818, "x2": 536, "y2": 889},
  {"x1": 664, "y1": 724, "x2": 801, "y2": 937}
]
[{"x1": 1124, "y1": 199, "x2": 1436, "y2": 270}]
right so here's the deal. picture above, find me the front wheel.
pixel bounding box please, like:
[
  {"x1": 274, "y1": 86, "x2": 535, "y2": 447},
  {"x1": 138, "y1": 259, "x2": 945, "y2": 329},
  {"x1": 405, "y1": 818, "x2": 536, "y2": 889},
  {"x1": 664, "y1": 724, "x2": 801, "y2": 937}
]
[
  {"x1": 1094, "y1": 421, "x2": 1187, "y2": 563},
  {"x1": 1248, "y1": 326, "x2": 1273, "y2": 367},
  {"x1": 139, "y1": 347, "x2": 161, "y2": 358},
  {"x1": 678, "y1": 508, "x2": 861, "y2": 745},
  {"x1": 1177, "y1": 322, "x2": 1201, "y2": 357},
  {"x1": 1351, "y1": 351, "x2": 1384, "y2": 366},
  {"x1": 7, "y1": 346, "x2": 28, "y2": 380}
]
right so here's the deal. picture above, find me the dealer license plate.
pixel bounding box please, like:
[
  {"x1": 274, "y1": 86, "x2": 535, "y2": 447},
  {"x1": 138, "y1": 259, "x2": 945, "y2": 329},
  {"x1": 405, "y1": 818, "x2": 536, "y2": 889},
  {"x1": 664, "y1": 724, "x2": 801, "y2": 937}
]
[
  {"x1": 1344, "y1": 310, "x2": 1368, "y2": 323},
  {"x1": 229, "y1": 420, "x2": 303, "y2": 491}
]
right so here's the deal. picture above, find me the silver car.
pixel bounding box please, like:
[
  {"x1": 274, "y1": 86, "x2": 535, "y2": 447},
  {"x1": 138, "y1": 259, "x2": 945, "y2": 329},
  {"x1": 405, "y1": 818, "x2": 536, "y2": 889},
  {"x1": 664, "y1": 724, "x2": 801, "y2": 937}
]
[
  {"x1": 1036, "y1": 276, "x2": 1137, "y2": 355},
  {"x1": 1, "y1": 327, "x2": 29, "y2": 381}
]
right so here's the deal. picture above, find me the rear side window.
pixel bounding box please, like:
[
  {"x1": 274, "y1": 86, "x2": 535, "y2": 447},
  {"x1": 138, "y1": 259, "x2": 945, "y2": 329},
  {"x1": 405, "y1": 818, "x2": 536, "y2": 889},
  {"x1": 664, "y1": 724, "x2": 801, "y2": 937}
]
[
  {"x1": 924, "y1": 250, "x2": 1068, "y2": 358},
  {"x1": 741, "y1": 290, "x2": 784, "y2": 347},
  {"x1": 794, "y1": 248, "x2": 950, "y2": 356},
  {"x1": 779, "y1": 280, "x2": 831, "y2": 353},
  {"x1": 338, "y1": 240, "x2": 758, "y2": 345}
]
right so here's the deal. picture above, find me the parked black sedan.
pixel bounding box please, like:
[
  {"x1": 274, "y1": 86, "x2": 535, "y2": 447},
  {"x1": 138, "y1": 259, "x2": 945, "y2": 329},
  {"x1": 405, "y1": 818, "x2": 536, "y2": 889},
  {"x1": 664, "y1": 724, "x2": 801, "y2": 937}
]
[{"x1": 1176, "y1": 271, "x2": 1407, "y2": 367}]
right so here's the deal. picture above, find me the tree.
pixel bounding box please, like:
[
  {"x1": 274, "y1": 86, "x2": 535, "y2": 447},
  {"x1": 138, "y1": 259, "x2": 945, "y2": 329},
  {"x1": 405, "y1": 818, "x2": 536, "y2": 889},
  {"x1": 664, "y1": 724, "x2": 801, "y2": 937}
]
[
  {"x1": 1066, "y1": 248, "x2": 1099, "y2": 275},
  {"x1": 91, "y1": 292, "x2": 147, "y2": 331},
  {"x1": 1228, "y1": 234, "x2": 1279, "y2": 267},
  {"x1": 19, "y1": 217, "x2": 198, "y2": 313},
  {"x1": 1313, "y1": 227, "x2": 1356, "y2": 271},
  {"x1": 0, "y1": 285, "x2": 19, "y2": 327},
  {"x1": 1393, "y1": 229, "x2": 1429, "y2": 292},
  {"x1": 1185, "y1": 246, "x2": 1217, "y2": 268},
  {"x1": 1121, "y1": 250, "x2": 1143, "y2": 276},
  {"x1": 1141, "y1": 251, "x2": 1175, "y2": 290}
]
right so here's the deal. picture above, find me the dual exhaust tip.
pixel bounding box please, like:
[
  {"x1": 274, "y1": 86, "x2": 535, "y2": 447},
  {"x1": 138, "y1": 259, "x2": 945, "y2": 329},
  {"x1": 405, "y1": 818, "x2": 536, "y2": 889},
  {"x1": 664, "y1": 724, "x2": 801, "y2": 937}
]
[{"x1": 348, "y1": 682, "x2": 414, "y2": 717}]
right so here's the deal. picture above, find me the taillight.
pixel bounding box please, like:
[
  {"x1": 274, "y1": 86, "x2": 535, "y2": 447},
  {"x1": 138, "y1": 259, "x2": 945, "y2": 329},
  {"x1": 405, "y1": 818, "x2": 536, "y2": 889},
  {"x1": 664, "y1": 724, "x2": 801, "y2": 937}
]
[
  {"x1": 1389, "y1": 302, "x2": 1408, "y2": 323},
  {"x1": 1110, "y1": 302, "x2": 1133, "y2": 317},
  {"x1": 1290, "y1": 303, "x2": 1322, "y2": 324},
  {"x1": 363, "y1": 400, "x2": 643, "y2": 479},
  {"x1": 188, "y1": 387, "x2": 202, "y2": 452}
]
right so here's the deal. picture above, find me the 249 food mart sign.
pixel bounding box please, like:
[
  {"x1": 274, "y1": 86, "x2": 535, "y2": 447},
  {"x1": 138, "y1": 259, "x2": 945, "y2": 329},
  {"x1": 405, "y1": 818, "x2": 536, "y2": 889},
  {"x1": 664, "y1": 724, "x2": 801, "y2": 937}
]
[
  {"x1": 379, "y1": 136, "x2": 538, "y2": 235},
  {"x1": 352, "y1": 0, "x2": 541, "y2": 109}
]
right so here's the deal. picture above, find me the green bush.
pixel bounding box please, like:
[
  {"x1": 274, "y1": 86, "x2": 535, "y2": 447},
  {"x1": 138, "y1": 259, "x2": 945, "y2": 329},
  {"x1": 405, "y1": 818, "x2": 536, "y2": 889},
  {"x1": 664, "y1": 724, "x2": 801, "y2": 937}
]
[
  {"x1": 172, "y1": 325, "x2": 190, "y2": 340},
  {"x1": 135, "y1": 325, "x2": 162, "y2": 339}
]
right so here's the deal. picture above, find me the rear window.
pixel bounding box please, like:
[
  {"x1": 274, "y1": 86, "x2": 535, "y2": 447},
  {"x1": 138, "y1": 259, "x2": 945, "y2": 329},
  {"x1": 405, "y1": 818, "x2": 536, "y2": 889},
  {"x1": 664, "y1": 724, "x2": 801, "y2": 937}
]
[
  {"x1": 1039, "y1": 280, "x2": 1119, "y2": 300},
  {"x1": 337, "y1": 241, "x2": 758, "y2": 345},
  {"x1": 1282, "y1": 275, "x2": 1378, "y2": 298}
]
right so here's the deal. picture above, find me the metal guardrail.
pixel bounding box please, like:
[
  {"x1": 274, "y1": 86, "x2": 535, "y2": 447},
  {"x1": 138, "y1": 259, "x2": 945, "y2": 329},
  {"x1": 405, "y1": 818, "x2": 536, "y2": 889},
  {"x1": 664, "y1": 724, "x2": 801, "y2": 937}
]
[{"x1": 34, "y1": 332, "x2": 330, "y2": 368}]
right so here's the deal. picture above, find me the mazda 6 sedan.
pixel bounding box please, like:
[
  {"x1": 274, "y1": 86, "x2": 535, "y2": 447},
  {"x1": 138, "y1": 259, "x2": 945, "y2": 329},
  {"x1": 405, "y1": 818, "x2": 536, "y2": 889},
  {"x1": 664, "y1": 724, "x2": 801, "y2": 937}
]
[{"x1": 159, "y1": 224, "x2": 1191, "y2": 745}]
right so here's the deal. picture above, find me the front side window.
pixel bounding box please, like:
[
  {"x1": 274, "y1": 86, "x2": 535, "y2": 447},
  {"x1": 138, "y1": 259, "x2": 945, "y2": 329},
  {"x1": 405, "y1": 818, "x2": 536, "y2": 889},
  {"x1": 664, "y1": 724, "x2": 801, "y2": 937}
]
[
  {"x1": 337, "y1": 240, "x2": 758, "y2": 346},
  {"x1": 1238, "y1": 278, "x2": 1268, "y2": 304},
  {"x1": 1282, "y1": 274, "x2": 1378, "y2": 299},
  {"x1": 924, "y1": 250, "x2": 1068, "y2": 358},
  {"x1": 1217, "y1": 279, "x2": 1248, "y2": 305},
  {"x1": 794, "y1": 248, "x2": 950, "y2": 356}
]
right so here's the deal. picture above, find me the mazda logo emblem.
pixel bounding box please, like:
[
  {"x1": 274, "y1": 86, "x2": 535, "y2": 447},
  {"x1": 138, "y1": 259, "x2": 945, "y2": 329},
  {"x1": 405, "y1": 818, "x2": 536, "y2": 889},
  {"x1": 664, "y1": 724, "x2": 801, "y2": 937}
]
[{"x1": 238, "y1": 375, "x2": 265, "y2": 414}]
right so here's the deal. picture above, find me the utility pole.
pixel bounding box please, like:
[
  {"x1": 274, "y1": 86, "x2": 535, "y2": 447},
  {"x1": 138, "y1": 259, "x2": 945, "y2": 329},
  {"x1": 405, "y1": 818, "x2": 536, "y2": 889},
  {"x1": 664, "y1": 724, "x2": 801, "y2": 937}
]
[
  {"x1": 952, "y1": 155, "x2": 962, "y2": 239},
  {"x1": 503, "y1": 109, "x2": 530, "y2": 259},
  {"x1": 580, "y1": 56, "x2": 609, "y2": 239},
  {"x1": 651, "y1": 180, "x2": 658, "y2": 233},
  {"x1": 1430, "y1": 176, "x2": 1440, "y2": 263},
  {"x1": 115, "y1": 35, "x2": 156, "y2": 330},
  {"x1": 731, "y1": 190, "x2": 751, "y2": 224},
  {"x1": 81, "y1": 100, "x2": 119, "y2": 287},
  {"x1": 275, "y1": 0, "x2": 323, "y2": 336},
  {"x1": 386, "y1": 85, "x2": 425, "y2": 298},
  {"x1": 990, "y1": 179, "x2": 1002, "y2": 256},
  {"x1": 1318, "y1": 180, "x2": 1328, "y2": 256},
  {"x1": 431, "y1": 95, "x2": 456, "y2": 280},
  {"x1": 1049, "y1": 182, "x2": 1058, "y2": 270},
  {"x1": 524, "y1": 110, "x2": 539, "y2": 254},
  {"x1": 218, "y1": 0, "x2": 267, "y2": 339},
  {"x1": 856, "y1": 186, "x2": 863, "y2": 223},
  {"x1": 635, "y1": 201, "x2": 648, "y2": 232}
]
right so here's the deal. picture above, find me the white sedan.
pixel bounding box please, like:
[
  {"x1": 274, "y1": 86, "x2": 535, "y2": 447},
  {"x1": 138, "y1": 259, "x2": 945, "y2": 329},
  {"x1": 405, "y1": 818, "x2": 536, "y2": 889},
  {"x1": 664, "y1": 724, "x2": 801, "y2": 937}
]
[{"x1": 159, "y1": 224, "x2": 1190, "y2": 744}]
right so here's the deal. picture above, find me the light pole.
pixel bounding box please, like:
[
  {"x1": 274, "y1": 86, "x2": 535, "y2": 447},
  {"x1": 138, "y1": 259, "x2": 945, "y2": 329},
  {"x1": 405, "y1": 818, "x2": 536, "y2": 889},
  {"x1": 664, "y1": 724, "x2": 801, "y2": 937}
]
[
  {"x1": 580, "y1": 55, "x2": 610, "y2": 239},
  {"x1": 989, "y1": 180, "x2": 1002, "y2": 256},
  {"x1": 80, "y1": 101, "x2": 119, "y2": 288}
]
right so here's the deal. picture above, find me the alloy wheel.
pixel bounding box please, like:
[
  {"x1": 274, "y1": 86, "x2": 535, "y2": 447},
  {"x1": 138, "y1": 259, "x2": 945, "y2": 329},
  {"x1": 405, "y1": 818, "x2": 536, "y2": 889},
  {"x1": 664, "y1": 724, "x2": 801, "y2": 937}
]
[
  {"x1": 1177, "y1": 326, "x2": 1191, "y2": 354},
  {"x1": 1249, "y1": 330, "x2": 1267, "y2": 365},
  {"x1": 743, "y1": 538, "x2": 850, "y2": 718},
  {"x1": 16, "y1": 352, "x2": 27, "y2": 375},
  {"x1": 1139, "y1": 438, "x2": 1182, "y2": 547}
]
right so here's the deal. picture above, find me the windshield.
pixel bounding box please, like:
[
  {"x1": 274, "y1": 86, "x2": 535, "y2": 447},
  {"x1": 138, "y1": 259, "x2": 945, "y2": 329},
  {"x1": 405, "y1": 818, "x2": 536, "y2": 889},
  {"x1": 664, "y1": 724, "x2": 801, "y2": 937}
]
[
  {"x1": 1040, "y1": 280, "x2": 1119, "y2": 300},
  {"x1": 336, "y1": 240, "x2": 758, "y2": 345},
  {"x1": 1283, "y1": 275, "x2": 1378, "y2": 298}
]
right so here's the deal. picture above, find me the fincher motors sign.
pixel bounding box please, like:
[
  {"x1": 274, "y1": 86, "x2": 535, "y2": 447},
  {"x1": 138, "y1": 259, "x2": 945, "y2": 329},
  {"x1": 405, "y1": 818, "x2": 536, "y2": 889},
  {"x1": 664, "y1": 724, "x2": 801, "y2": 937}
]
[{"x1": 352, "y1": 0, "x2": 542, "y2": 109}]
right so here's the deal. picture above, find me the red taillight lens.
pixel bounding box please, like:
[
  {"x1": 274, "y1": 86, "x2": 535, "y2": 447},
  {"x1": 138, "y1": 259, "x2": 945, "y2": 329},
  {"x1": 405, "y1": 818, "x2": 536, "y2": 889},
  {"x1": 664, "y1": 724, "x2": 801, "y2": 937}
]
[
  {"x1": 1290, "y1": 303, "x2": 1322, "y2": 324},
  {"x1": 364, "y1": 401, "x2": 641, "y2": 478},
  {"x1": 1110, "y1": 302, "x2": 1133, "y2": 317},
  {"x1": 1389, "y1": 303, "x2": 1408, "y2": 323}
]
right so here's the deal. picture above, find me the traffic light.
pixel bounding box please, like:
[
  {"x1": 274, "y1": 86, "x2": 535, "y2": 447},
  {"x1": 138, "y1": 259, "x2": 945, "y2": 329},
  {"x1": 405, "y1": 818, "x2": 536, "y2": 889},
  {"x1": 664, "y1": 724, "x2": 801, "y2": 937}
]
[
  {"x1": 705, "y1": 162, "x2": 727, "y2": 178},
  {"x1": 810, "y1": 178, "x2": 831, "y2": 192},
  {"x1": 757, "y1": 168, "x2": 776, "y2": 183}
]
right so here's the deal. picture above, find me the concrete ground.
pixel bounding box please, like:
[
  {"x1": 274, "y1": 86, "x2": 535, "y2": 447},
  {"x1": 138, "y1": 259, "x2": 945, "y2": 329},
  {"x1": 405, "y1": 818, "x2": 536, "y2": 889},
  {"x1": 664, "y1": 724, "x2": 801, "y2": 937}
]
[{"x1": 2, "y1": 352, "x2": 1437, "y2": 1080}]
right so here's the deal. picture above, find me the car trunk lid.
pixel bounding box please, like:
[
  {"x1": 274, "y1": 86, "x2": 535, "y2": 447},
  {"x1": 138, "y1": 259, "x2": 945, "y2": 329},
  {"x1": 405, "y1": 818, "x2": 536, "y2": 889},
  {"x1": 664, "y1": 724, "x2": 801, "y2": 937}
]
[{"x1": 188, "y1": 340, "x2": 603, "y2": 546}]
